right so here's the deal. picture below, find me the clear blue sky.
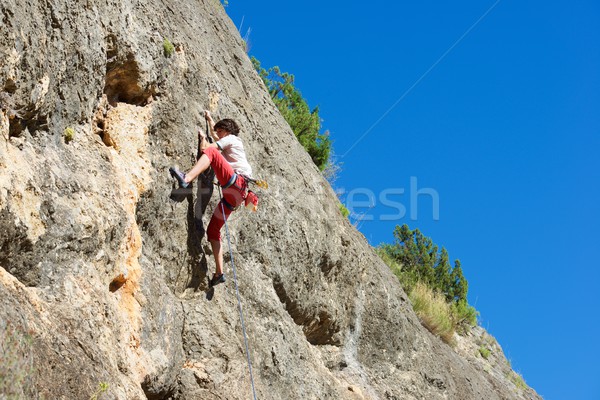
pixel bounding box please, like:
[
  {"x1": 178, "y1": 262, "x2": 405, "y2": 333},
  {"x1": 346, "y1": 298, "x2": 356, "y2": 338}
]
[{"x1": 226, "y1": 1, "x2": 600, "y2": 399}]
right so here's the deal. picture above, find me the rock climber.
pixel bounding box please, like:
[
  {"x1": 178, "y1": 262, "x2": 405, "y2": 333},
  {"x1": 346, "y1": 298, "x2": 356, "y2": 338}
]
[{"x1": 170, "y1": 114, "x2": 257, "y2": 287}]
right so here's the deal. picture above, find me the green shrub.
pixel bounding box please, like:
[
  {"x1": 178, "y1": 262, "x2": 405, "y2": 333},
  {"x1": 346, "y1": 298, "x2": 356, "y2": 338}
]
[
  {"x1": 64, "y1": 127, "x2": 75, "y2": 143},
  {"x1": 409, "y1": 282, "x2": 455, "y2": 345},
  {"x1": 451, "y1": 299, "x2": 478, "y2": 334},
  {"x1": 376, "y1": 247, "x2": 401, "y2": 276},
  {"x1": 90, "y1": 382, "x2": 109, "y2": 400},
  {"x1": 339, "y1": 203, "x2": 350, "y2": 218},
  {"x1": 376, "y1": 246, "x2": 418, "y2": 291},
  {"x1": 479, "y1": 346, "x2": 491, "y2": 359},
  {"x1": 163, "y1": 38, "x2": 175, "y2": 57}
]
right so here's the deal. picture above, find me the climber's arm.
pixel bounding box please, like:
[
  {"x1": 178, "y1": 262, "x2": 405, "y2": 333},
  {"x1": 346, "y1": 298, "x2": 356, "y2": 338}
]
[{"x1": 204, "y1": 110, "x2": 219, "y2": 142}]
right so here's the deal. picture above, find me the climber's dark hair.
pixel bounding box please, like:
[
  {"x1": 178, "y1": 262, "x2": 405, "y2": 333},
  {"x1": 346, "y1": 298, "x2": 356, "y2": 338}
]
[{"x1": 214, "y1": 119, "x2": 240, "y2": 136}]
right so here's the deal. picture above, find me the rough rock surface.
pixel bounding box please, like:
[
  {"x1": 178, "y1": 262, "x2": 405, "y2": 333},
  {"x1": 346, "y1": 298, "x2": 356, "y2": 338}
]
[{"x1": 0, "y1": 1, "x2": 541, "y2": 399}]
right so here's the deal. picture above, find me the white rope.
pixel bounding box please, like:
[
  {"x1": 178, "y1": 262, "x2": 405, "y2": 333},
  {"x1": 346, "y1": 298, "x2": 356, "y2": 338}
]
[{"x1": 218, "y1": 187, "x2": 258, "y2": 400}]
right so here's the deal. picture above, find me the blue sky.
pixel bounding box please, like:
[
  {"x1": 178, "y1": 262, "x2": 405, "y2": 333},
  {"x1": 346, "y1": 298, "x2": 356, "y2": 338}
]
[{"x1": 226, "y1": 1, "x2": 600, "y2": 399}]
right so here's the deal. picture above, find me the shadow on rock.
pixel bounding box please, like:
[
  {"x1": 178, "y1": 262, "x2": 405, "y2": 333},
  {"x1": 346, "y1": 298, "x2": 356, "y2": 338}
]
[{"x1": 173, "y1": 169, "x2": 215, "y2": 296}]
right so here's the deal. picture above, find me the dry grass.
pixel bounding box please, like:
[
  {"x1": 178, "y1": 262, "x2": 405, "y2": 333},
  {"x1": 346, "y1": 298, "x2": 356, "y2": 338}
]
[
  {"x1": 409, "y1": 282, "x2": 455, "y2": 345},
  {"x1": 509, "y1": 371, "x2": 528, "y2": 391}
]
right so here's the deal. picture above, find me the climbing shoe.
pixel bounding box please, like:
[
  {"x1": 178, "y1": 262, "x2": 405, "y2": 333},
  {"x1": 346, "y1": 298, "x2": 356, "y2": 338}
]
[
  {"x1": 169, "y1": 167, "x2": 191, "y2": 188},
  {"x1": 209, "y1": 273, "x2": 226, "y2": 287}
]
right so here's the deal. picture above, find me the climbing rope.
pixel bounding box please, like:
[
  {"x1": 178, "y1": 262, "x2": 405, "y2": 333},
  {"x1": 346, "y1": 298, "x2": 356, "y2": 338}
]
[{"x1": 218, "y1": 186, "x2": 258, "y2": 400}]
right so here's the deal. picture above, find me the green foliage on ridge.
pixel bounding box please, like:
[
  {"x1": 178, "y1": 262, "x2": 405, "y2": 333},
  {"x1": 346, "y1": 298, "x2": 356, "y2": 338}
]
[
  {"x1": 252, "y1": 56, "x2": 331, "y2": 171},
  {"x1": 377, "y1": 224, "x2": 478, "y2": 336},
  {"x1": 379, "y1": 224, "x2": 468, "y2": 302}
]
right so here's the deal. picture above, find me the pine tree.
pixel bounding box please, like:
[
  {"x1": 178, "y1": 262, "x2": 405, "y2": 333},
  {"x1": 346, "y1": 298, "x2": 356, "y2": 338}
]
[
  {"x1": 252, "y1": 57, "x2": 331, "y2": 170},
  {"x1": 435, "y1": 248, "x2": 453, "y2": 300},
  {"x1": 384, "y1": 224, "x2": 471, "y2": 304},
  {"x1": 378, "y1": 224, "x2": 479, "y2": 333},
  {"x1": 450, "y1": 260, "x2": 468, "y2": 303}
]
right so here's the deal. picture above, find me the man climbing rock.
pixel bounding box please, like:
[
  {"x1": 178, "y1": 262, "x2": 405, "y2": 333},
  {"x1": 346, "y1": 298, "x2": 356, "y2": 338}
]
[{"x1": 170, "y1": 117, "x2": 255, "y2": 287}]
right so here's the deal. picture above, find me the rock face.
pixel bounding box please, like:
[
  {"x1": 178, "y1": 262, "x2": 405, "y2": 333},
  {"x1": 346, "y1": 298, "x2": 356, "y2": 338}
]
[{"x1": 0, "y1": 1, "x2": 541, "y2": 399}]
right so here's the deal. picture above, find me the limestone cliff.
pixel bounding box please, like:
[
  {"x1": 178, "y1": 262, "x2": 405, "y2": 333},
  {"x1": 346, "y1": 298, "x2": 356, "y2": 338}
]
[{"x1": 0, "y1": 1, "x2": 541, "y2": 399}]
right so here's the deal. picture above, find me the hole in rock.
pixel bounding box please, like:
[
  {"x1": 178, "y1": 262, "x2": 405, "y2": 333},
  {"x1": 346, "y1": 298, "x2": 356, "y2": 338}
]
[
  {"x1": 104, "y1": 53, "x2": 153, "y2": 106},
  {"x1": 109, "y1": 274, "x2": 127, "y2": 292}
]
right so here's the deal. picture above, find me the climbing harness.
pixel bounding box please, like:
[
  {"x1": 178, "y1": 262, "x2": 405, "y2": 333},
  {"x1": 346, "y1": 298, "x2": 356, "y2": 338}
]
[
  {"x1": 222, "y1": 172, "x2": 242, "y2": 190},
  {"x1": 218, "y1": 185, "x2": 258, "y2": 400},
  {"x1": 219, "y1": 172, "x2": 262, "y2": 212}
]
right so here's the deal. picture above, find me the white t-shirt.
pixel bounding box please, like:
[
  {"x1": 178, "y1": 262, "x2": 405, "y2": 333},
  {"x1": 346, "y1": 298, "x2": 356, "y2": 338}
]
[{"x1": 217, "y1": 134, "x2": 253, "y2": 177}]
